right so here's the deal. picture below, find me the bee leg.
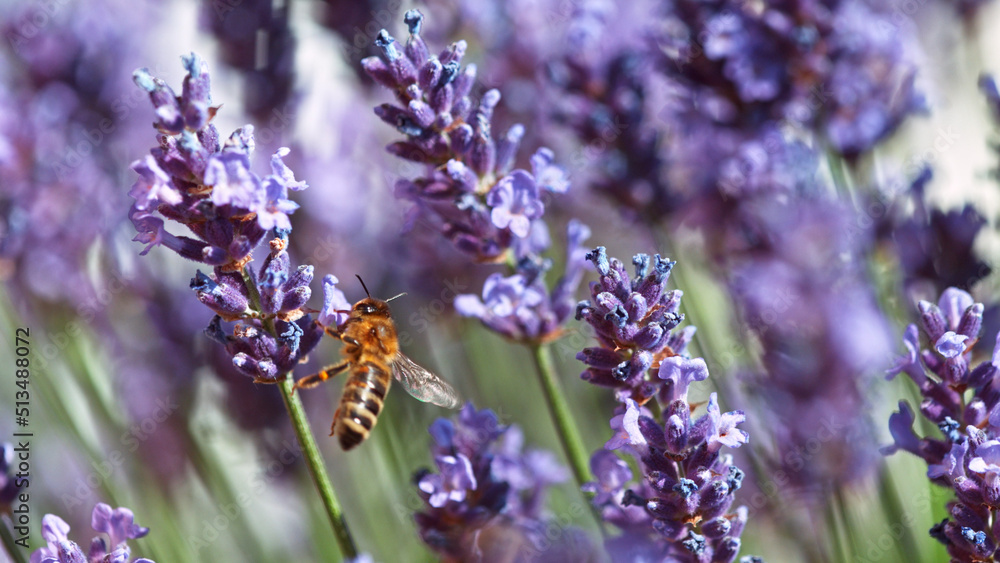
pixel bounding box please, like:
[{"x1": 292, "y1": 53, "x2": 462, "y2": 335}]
[
  {"x1": 320, "y1": 325, "x2": 359, "y2": 345},
  {"x1": 293, "y1": 361, "x2": 350, "y2": 391}
]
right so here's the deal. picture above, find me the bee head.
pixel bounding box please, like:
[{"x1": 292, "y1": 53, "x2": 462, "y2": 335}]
[{"x1": 353, "y1": 297, "x2": 391, "y2": 318}]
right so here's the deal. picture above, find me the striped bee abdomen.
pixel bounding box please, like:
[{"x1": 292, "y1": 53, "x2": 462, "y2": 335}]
[{"x1": 334, "y1": 361, "x2": 391, "y2": 450}]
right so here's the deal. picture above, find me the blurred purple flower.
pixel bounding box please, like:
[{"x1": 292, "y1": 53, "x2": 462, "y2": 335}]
[
  {"x1": 30, "y1": 504, "x2": 153, "y2": 563},
  {"x1": 658, "y1": 0, "x2": 923, "y2": 159},
  {"x1": 877, "y1": 167, "x2": 991, "y2": 299},
  {"x1": 414, "y1": 404, "x2": 594, "y2": 561},
  {"x1": 728, "y1": 195, "x2": 893, "y2": 491},
  {"x1": 201, "y1": 0, "x2": 296, "y2": 121},
  {"x1": 0, "y1": 0, "x2": 154, "y2": 304},
  {"x1": 455, "y1": 220, "x2": 591, "y2": 342}
]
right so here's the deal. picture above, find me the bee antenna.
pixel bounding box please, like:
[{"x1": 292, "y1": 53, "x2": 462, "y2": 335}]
[
  {"x1": 356, "y1": 275, "x2": 371, "y2": 298},
  {"x1": 385, "y1": 292, "x2": 407, "y2": 303}
]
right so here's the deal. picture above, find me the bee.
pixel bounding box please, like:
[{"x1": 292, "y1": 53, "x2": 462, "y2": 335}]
[{"x1": 294, "y1": 276, "x2": 460, "y2": 450}]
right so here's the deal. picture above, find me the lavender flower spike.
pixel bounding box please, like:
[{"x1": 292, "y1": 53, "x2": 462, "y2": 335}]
[
  {"x1": 586, "y1": 357, "x2": 754, "y2": 562},
  {"x1": 455, "y1": 220, "x2": 591, "y2": 342},
  {"x1": 31, "y1": 503, "x2": 154, "y2": 563},
  {"x1": 129, "y1": 55, "x2": 306, "y2": 271},
  {"x1": 132, "y1": 56, "x2": 323, "y2": 385},
  {"x1": 414, "y1": 404, "x2": 594, "y2": 562},
  {"x1": 576, "y1": 246, "x2": 695, "y2": 403},
  {"x1": 883, "y1": 287, "x2": 1000, "y2": 561},
  {"x1": 365, "y1": 11, "x2": 569, "y2": 261}
]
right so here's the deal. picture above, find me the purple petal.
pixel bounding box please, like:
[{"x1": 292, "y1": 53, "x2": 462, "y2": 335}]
[
  {"x1": 939, "y1": 287, "x2": 974, "y2": 330},
  {"x1": 318, "y1": 275, "x2": 351, "y2": 329},
  {"x1": 454, "y1": 294, "x2": 487, "y2": 318},
  {"x1": 935, "y1": 331, "x2": 969, "y2": 359},
  {"x1": 129, "y1": 156, "x2": 181, "y2": 210},
  {"x1": 707, "y1": 393, "x2": 748, "y2": 450},
  {"x1": 882, "y1": 401, "x2": 921, "y2": 456},
  {"x1": 928, "y1": 441, "x2": 968, "y2": 481},
  {"x1": 658, "y1": 357, "x2": 709, "y2": 402},
  {"x1": 40, "y1": 514, "x2": 71, "y2": 544},
  {"x1": 91, "y1": 503, "x2": 149, "y2": 548}
]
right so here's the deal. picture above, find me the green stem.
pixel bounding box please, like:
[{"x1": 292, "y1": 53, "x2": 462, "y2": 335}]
[
  {"x1": 0, "y1": 516, "x2": 27, "y2": 563},
  {"x1": 278, "y1": 374, "x2": 358, "y2": 559},
  {"x1": 876, "y1": 462, "x2": 923, "y2": 563},
  {"x1": 528, "y1": 343, "x2": 610, "y2": 538},
  {"x1": 240, "y1": 266, "x2": 357, "y2": 559},
  {"x1": 528, "y1": 343, "x2": 591, "y2": 491}
]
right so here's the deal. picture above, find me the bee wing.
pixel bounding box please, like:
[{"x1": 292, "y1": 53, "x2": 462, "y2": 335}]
[{"x1": 391, "y1": 352, "x2": 461, "y2": 409}]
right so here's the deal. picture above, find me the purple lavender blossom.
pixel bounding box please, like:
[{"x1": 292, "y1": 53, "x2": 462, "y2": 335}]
[
  {"x1": 540, "y1": 0, "x2": 924, "y2": 224},
  {"x1": 657, "y1": 0, "x2": 924, "y2": 160},
  {"x1": 877, "y1": 167, "x2": 990, "y2": 298},
  {"x1": 729, "y1": 195, "x2": 893, "y2": 490},
  {"x1": 364, "y1": 10, "x2": 569, "y2": 262},
  {"x1": 414, "y1": 404, "x2": 594, "y2": 561},
  {"x1": 455, "y1": 220, "x2": 591, "y2": 342},
  {"x1": 882, "y1": 287, "x2": 1000, "y2": 561},
  {"x1": 575, "y1": 246, "x2": 696, "y2": 403},
  {"x1": 584, "y1": 362, "x2": 752, "y2": 562},
  {"x1": 544, "y1": 1, "x2": 676, "y2": 221},
  {"x1": 128, "y1": 54, "x2": 307, "y2": 268},
  {"x1": 131, "y1": 56, "x2": 322, "y2": 384},
  {"x1": 30, "y1": 503, "x2": 154, "y2": 563},
  {"x1": 199, "y1": 239, "x2": 323, "y2": 383}
]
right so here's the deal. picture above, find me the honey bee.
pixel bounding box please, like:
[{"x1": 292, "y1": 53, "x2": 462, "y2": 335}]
[{"x1": 294, "y1": 277, "x2": 460, "y2": 450}]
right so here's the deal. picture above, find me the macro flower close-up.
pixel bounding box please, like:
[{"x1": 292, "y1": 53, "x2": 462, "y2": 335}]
[{"x1": 3, "y1": 1, "x2": 1000, "y2": 562}]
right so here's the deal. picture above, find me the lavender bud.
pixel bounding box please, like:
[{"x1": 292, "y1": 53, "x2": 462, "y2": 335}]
[
  {"x1": 418, "y1": 59, "x2": 442, "y2": 92},
  {"x1": 918, "y1": 300, "x2": 948, "y2": 343},
  {"x1": 190, "y1": 271, "x2": 249, "y2": 319},
  {"x1": 495, "y1": 125, "x2": 524, "y2": 176},
  {"x1": 408, "y1": 100, "x2": 435, "y2": 129},
  {"x1": 374, "y1": 29, "x2": 401, "y2": 61},
  {"x1": 702, "y1": 517, "x2": 732, "y2": 539},
  {"x1": 450, "y1": 123, "x2": 473, "y2": 155},
  {"x1": 682, "y1": 532, "x2": 706, "y2": 555},
  {"x1": 958, "y1": 303, "x2": 985, "y2": 340},
  {"x1": 716, "y1": 537, "x2": 742, "y2": 563}
]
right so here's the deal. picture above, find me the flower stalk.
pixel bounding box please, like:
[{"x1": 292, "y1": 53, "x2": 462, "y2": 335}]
[
  {"x1": 240, "y1": 266, "x2": 358, "y2": 559},
  {"x1": 529, "y1": 343, "x2": 591, "y2": 490}
]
